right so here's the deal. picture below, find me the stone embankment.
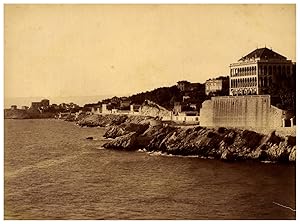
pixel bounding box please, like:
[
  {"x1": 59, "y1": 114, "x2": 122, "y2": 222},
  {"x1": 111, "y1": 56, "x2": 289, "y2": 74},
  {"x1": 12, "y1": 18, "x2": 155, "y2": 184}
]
[{"x1": 77, "y1": 114, "x2": 296, "y2": 162}]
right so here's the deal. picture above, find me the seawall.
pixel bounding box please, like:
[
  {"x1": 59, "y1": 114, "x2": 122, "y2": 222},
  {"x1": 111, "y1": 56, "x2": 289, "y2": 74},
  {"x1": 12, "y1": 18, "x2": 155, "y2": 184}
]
[{"x1": 77, "y1": 114, "x2": 296, "y2": 162}]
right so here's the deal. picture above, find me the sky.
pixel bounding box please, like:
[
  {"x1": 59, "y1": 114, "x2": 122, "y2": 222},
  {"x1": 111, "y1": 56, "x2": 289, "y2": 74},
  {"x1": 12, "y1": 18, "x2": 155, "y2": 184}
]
[{"x1": 4, "y1": 4, "x2": 296, "y2": 106}]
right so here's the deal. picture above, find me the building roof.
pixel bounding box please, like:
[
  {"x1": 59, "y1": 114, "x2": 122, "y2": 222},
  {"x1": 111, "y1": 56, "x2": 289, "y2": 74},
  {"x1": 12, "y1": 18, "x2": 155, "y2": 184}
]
[
  {"x1": 177, "y1": 80, "x2": 190, "y2": 84},
  {"x1": 239, "y1": 47, "x2": 287, "y2": 61}
]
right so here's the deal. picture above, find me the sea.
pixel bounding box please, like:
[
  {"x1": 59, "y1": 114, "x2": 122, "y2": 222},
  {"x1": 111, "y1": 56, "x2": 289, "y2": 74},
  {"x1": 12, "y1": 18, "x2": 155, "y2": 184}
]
[{"x1": 4, "y1": 119, "x2": 296, "y2": 220}]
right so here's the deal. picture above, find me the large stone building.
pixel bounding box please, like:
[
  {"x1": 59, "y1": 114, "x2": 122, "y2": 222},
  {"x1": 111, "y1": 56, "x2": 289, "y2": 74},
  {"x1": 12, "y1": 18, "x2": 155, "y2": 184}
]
[{"x1": 229, "y1": 47, "x2": 294, "y2": 96}]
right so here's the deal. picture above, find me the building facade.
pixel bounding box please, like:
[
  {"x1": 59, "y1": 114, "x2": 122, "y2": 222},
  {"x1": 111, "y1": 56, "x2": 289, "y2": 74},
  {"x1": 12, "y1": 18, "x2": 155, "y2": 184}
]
[
  {"x1": 41, "y1": 99, "x2": 50, "y2": 107},
  {"x1": 229, "y1": 47, "x2": 294, "y2": 96},
  {"x1": 177, "y1": 81, "x2": 191, "y2": 92},
  {"x1": 205, "y1": 76, "x2": 229, "y2": 96},
  {"x1": 31, "y1": 102, "x2": 42, "y2": 109}
]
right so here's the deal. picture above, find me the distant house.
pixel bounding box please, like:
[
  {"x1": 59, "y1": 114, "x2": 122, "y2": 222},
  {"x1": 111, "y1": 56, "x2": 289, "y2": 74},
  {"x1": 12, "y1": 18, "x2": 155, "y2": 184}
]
[
  {"x1": 177, "y1": 81, "x2": 191, "y2": 92},
  {"x1": 41, "y1": 99, "x2": 50, "y2": 107},
  {"x1": 205, "y1": 76, "x2": 229, "y2": 96},
  {"x1": 173, "y1": 102, "x2": 182, "y2": 115},
  {"x1": 188, "y1": 83, "x2": 202, "y2": 91},
  {"x1": 120, "y1": 100, "x2": 131, "y2": 110},
  {"x1": 31, "y1": 102, "x2": 42, "y2": 109},
  {"x1": 21, "y1": 106, "x2": 29, "y2": 110},
  {"x1": 130, "y1": 104, "x2": 141, "y2": 114},
  {"x1": 10, "y1": 105, "x2": 17, "y2": 110},
  {"x1": 182, "y1": 95, "x2": 190, "y2": 102},
  {"x1": 177, "y1": 80, "x2": 203, "y2": 92},
  {"x1": 173, "y1": 101, "x2": 199, "y2": 116},
  {"x1": 30, "y1": 99, "x2": 50, "y2": 110}
]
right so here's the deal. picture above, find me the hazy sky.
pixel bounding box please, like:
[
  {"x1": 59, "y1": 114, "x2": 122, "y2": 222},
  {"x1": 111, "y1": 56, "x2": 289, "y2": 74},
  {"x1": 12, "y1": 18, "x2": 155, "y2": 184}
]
[{"x1": 4, "y1": 4, "x2": 296, "y2": 101}]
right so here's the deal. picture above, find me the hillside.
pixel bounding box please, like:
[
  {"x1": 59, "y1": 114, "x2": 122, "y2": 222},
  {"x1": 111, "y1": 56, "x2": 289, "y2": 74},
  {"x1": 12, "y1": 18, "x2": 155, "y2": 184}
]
[{"x1": 98, "y1": 83, "x2": 209, "y2": 111}]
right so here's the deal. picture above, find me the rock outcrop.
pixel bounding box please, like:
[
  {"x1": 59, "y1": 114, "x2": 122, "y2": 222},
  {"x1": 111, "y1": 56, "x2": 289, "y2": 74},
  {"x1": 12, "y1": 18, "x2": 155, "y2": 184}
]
[
  {"x1": 139, "y1": 100, "x2": 172, "y2": 119},
  {"x1": 77, "y1": 114, "x2": 128, "y2": 127},
  {"x1": 4, "y1": 108, "x2": 56, "y2": 119},
  {"x1": 76, "y1": 114, "x2": 296, "y2": 162},
  {"x1": 101, "y1": 118, "x2": 296, "y2": 162}
]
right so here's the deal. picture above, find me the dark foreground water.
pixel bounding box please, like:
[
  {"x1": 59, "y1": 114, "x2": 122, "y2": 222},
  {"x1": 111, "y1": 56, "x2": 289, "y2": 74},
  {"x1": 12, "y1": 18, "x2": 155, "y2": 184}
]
[{"x1": 4, "y1": 119, "x2": 296, "y2": 219}]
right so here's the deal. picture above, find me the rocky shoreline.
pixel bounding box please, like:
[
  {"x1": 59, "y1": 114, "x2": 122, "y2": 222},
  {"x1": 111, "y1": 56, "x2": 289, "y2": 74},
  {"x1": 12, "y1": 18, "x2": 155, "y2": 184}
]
[{"x1": 77, "y1": 114, "x2": 296, "y2": 162}]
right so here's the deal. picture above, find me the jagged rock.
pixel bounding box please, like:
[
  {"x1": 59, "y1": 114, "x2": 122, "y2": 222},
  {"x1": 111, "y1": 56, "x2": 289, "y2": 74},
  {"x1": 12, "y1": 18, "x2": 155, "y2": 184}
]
[
  {"x1": 289, "y1": 146, "x2": 296, "y2": 162},
  {"x1": 86, "y1": 136, "x2": 93, "y2": 140},
  {"x1": 103, "y1": 132, "x2": 138, "y2": 149},
  {"x1": 286, "y1": 135, "x2": 296, "y2": 147},
  {"x1": 139, "y1": 100, "x2": 172, "y2": 118},
  {"x1": 223, "y1": 131, "x2": 236, "y2": 145},
  {"x1": 265, "y1": 143, "x2": 290, "y2": 161},
  {"x1": 217, "y1": 127, "x2": 226, "y2": 134},
  {"x1": 247, "y1": 148, "x2": 262, "y2": 160},
  {"x1": 104, "y1": 123, "x2": 150, "y2": 139},
  {"x1": 220, "y1": 149, "x2": 237, "y2": 161},
  {"x1": 87, "y1": 114, "x2": 296, "y2": 163},
  {"x1": 265, "y1": 130, "x2": 283, "y2": 145}
]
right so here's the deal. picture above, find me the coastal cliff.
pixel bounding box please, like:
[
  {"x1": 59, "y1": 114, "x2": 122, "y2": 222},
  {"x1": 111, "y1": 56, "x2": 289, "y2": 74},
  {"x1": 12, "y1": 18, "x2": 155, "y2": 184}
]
[
  {"x1": 77, "y1": 114, "x2": 296, "y2": 162},
  {"x1": 4, "y1": 109, "x2": 56, "y2": 119}
]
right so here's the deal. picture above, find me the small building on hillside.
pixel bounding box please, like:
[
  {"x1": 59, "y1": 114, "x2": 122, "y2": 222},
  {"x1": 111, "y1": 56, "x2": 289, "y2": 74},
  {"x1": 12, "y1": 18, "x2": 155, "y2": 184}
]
[
  {"x1": 130, "y1": 104, "x2": 141, "y2": 114},
  {"x1": 177, "y1": 81, "x2": 191, "y2": 92},
  {"x1": 173, "y1": 102, "x2": 182, "y2": 115},
  {"x1": 120, "y1": 100, "x2": 131, "y2": 110},
  {"x1": 31, "y1": 102, "x2": 42, "y2": 109},
  {"x1": 41, "y1": 99, "x2": 50, "y2": 107},
  {"x1": 205, "y1": 76, "x2": 229, "y2": 96},
  {"x1": 11, "y1": 105, "x2": 17, "y2": 110},
  {"x1": 177, "y1": 81, "x2": 203, "y2": 92}
]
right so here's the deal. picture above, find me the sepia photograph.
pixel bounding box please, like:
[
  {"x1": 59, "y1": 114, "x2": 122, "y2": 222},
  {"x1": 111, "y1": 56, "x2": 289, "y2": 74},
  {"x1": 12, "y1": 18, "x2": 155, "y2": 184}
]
[{"x1": 3, "y1": 2, "x2": 296, "y2": 220}]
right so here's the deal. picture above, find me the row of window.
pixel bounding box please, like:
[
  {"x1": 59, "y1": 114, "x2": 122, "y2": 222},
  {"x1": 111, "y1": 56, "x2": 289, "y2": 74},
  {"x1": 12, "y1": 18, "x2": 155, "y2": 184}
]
[
  {"x1": 231, "y1": 76, "x2": 273, "y2": 88},
  {"x1": 230, "y1": 89, "x2": 257, "y2": 96},
  {"x1": 230, "y1": 64, "x2": 291, "y2": 77},
  {"x1": 230, "y1": 77, "x2": 257, "y2": 88}
]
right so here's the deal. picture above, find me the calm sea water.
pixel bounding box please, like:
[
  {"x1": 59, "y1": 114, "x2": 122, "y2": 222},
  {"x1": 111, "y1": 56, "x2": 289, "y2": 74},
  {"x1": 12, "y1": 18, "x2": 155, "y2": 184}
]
[{"x1": 4, "y1": 119, "x2": 296, "y2": 219}]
